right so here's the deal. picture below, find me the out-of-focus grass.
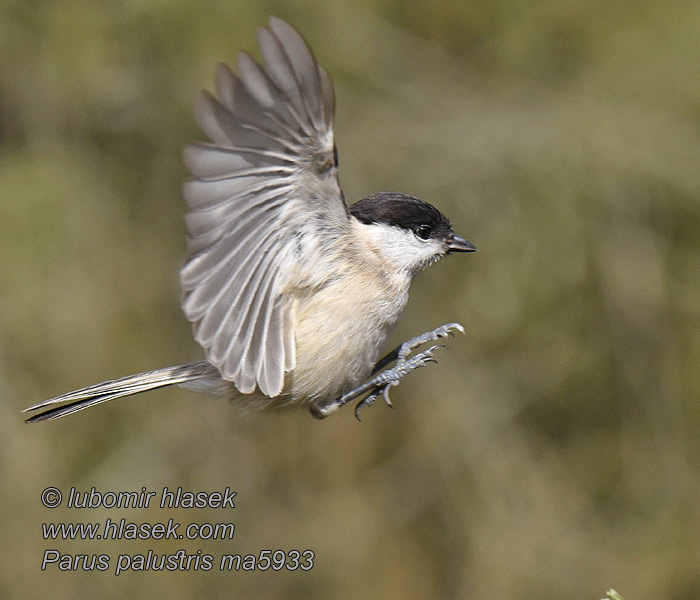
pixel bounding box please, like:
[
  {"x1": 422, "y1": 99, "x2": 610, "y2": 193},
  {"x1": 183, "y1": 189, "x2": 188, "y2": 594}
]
[{"x1": 1, "y1": 1, "x2": 699, "y2": 599}]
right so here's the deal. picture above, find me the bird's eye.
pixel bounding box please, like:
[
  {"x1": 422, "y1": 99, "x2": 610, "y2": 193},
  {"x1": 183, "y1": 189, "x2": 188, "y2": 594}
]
[{"x1": 415, "y1": 225, "x2": 432, "y2": 240}]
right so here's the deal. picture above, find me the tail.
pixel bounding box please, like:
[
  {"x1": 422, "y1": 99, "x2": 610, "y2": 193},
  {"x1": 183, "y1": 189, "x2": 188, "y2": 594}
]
[{"x1": 23, "y1": 361, "x2": 216, "y2": 423}]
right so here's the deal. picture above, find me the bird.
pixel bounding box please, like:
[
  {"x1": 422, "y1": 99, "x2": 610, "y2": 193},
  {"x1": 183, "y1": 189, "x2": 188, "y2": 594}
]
[{"x1": 23, "y1": 17, "x2": 476, "y2": 424}]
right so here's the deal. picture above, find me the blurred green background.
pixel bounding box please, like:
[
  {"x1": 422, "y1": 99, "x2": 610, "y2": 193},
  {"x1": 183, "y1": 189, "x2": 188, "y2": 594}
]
[{"x1": 2, "y1": 0, "x2": 699, "y2": 598}]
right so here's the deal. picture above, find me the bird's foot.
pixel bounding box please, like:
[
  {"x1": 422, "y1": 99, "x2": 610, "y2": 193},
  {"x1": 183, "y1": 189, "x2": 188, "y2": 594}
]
[{"x1": 309, "y1": 323, "x2": 464, "y2": 420}]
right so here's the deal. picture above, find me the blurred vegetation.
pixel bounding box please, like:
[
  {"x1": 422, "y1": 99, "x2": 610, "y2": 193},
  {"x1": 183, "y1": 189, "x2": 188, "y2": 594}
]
[{"x1": 2, "y1": 0, "x2": 699, "y2": 599}]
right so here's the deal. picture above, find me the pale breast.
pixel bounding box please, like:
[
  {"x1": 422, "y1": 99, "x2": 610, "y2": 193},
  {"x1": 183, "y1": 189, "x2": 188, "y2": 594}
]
[{"x1": 286, "y1": 265, "x2": 410, "y2": 404}]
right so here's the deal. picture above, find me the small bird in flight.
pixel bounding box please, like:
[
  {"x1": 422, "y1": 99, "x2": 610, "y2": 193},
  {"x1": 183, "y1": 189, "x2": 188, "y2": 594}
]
[{"x1": 24, "y1": 17, "x2": 476, "y2": 424}]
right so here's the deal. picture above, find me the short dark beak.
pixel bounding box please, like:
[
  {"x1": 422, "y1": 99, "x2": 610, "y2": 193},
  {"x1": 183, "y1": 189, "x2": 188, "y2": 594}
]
[{"x1": 447, "y1": 234, "x2": 477, "y2": 253}]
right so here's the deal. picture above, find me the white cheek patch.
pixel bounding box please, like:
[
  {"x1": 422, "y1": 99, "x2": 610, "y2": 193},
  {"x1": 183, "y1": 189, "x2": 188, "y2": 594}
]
[{"x1": 360, "y1": 223, "x2": 444, "y2": 274}]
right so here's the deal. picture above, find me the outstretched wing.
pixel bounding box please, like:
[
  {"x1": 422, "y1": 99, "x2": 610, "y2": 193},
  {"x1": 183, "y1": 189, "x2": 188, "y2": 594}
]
[{"x1": 180, "y1": 17, "x2": 348, "y2": 397}]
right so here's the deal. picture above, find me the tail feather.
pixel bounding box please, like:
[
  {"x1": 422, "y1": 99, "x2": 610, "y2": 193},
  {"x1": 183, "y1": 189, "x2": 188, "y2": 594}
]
[{"x1": 24, "y1": 361, "x2": 215, "y2": 423}]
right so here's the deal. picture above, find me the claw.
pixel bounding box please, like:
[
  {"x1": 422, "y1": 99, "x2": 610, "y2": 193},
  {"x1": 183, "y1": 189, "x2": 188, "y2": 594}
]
[
  {"x1": 354, "y1": 380, "x2": 399, "y2": 420},
  {"x1": 354, "y1": 403, "x2": 364, "y2": 421},
  {"x1": 354, "y1": 388, "x2": 380, "y2": 421},
  {"x1": 435, "y1": 323, "x2": 465, "y2": 338},
  {"x1": 447, "y1": 322, "x2": 466, "y2": 336},
  {"x1": 382, "y1": 382, "x2": 396, "y2": 407},
  {"x1": 418, "y1": 344, "x2": 446, "y2": 363}
]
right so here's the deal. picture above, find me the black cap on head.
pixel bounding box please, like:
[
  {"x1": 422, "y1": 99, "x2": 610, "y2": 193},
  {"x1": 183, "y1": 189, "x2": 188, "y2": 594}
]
[{"x1": 350, "y1": 192, "x2": 454, "y2": 241}]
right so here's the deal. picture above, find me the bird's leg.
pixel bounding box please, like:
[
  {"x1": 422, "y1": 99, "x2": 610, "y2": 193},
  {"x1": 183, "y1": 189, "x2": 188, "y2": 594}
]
[{"x1": 310, "y1": 323, "x2": 464, "y2": 420}]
